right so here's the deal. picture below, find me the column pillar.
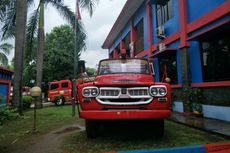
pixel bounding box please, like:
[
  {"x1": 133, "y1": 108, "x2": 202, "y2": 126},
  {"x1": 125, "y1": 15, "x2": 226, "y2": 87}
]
[{"x1": 146, "y1": 1, "x2": 153, "y2": 61}]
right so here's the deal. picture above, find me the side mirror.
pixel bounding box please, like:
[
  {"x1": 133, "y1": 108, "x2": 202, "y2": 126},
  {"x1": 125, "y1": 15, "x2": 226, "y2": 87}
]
[{"x1": 149, "y1": 63, "x2": 155, "y2": 76}]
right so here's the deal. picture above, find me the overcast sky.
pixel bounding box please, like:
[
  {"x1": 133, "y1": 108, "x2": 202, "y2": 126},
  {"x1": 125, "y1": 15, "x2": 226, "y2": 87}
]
[
  {"x1": 40, "y1": 0, "x2": 126, "y2": 68},
  {"x1": 5, "y1": 0, "x2": 126, "y2": 68}
]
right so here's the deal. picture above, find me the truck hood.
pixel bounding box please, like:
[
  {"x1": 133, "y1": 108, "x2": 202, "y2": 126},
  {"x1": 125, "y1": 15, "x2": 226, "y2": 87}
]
[{"x1": 94, "y1": 74, "x2": 154, "y2": 86}]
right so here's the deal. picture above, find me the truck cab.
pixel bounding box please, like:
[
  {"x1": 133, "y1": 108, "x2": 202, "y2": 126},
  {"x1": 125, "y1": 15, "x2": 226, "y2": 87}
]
[
  {"x1": 48, "y1": 80, "x2": 72, "y2": 106},
  {"x1": 77, "y1": 58, "x2": 171, "y2": 138}
]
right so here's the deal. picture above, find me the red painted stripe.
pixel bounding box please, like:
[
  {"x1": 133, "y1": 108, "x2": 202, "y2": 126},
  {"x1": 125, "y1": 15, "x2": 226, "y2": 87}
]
[
  {"x1": 188, "y1": 19, "x2": 230, "y2": 40},
  {"x1": 171, "y1": 84, "x2": 182, "y2": 89},
  {"x1": 152, "y1": 48, "x2": 177, "y2": 57},
  {"x1": 205, "y1": 142, "x2": 230, "y2": 153},
  {"x1": 178, "y1": 0, "x2": 189, "y2": 48},
  {"x1": 146, "y1": 1, "x2": 153, "y2": 60},
  {"x1": 156, "y1": 32, "x2": 180, "y2": 48},
  {"x1": 192, "y1": 81, "x2": 230, "y2": 88},
  {"x1": 188, "y1": 1, "x2": 230, "y2": 33},
  {"x1": 135, "y1": 49, "x2": 148, "y2": 58}
]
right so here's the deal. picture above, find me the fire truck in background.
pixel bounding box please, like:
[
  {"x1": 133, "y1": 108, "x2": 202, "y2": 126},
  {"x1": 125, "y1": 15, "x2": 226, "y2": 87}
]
[{"x1": 48, "y1": 77, "x2": 94, "y2": 106}]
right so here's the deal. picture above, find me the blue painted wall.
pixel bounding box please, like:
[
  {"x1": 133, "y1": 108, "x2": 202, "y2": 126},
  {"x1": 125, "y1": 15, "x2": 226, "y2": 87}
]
[
  {"x1": 121, "y1": 22, "x2": 131, "y2": 40},
  {"x1": 186, "y1": 0, "x2": 226, "y2": 23},
  {"x1": 109, "y1": 36, "x2": 121, "y2": 54},
  {"x1": 0, "y1": 84, "x2": 8, "y2": 107},
  {"x1": 189, "y1": 41, "x2": 203, "y2": 83},
  {"x1": 133, "y1": 3, "x2": 148, "y2": 50},
  {"x1": 151, "y1": 0, "x2": 180, "y2": 45}
]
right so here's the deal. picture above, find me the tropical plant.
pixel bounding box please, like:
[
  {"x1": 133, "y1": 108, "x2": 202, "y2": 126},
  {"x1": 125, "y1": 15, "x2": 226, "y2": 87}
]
[
  {"x1": 1, "y1": 0, "x2": 99, "y2": 111},
  {"x1": 43, "y1": 25, "x2": 86, "y2": 83},
  {"x1": 0, "y1": 42, "x2": 13, "y2": 66}
]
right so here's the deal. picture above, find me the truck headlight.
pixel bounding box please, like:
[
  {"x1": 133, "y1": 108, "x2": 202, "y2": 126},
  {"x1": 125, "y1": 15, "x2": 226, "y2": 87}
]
[
  {"x1": 82, "y1": 87, "x2": 99, "y2": 97},
  {"x1": 149, "y1": 86, "x2": 167, "y2": 97},
  {"x1": 159, "y1": 88, "x2": 166, "y2": 96}
]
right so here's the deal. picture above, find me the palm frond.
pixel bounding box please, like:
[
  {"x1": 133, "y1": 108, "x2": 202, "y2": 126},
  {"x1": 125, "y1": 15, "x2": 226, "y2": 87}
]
[
  {"x1": 0, "y1": 42, "x2": 13, "y2": 55},
  {"x1": 0, "y1": 52, "x2": 8, "y2": 66},
  {"x1": 0, "y1": 0, "x2": 15, "y2": 21},
  {"x1": 45, "y1": 0, "x2": 76, "y2": 27},
  {"x1": 26, "y1": 8, "x2": 40, "y2": 60},
  {"x1": 1, "y1": 3, "x2": 16, "y2": 40},
  {"x1": 79, "y1": 0, "x2": 99, "y2": 17}
]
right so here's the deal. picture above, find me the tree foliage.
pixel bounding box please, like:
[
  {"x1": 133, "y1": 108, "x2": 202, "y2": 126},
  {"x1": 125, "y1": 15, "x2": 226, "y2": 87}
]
[{"x1": 43, "y1": 25, "x2": 83, "y2": 83}]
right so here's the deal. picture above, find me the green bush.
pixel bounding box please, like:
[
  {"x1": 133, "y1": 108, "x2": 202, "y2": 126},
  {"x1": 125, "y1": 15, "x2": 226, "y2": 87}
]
[
  {"x1": 0, "y1": 106, "x2": 19, "y2": 125},
  {"x1": 22, "y1": 96, "x2": 33, "y2": 110}
]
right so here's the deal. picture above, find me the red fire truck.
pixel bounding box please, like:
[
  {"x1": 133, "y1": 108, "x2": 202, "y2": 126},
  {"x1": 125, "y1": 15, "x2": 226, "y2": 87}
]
[
  {"x1": 77, "y1": 58, "x2": 171, "y2": 138},
  {"x1": 48, "y1": 78, "x2": 94, "y2": 106},
  {"x1": 48, "y1": 80, "x2": 72, "y2": 106}
]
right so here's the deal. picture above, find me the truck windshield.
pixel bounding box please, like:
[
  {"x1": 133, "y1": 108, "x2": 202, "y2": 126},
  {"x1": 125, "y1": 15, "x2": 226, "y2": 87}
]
[{"x1": 99, "y1": 59, "x2": 150, "y2": 75}]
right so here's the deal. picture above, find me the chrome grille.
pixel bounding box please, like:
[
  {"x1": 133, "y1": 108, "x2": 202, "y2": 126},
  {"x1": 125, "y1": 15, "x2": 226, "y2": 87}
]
[
  {"x1": 100, "y1": 89, "x2": 120, "y2": 96},
  {"x1": 97, "y1": 87, "x2": 152, "y2": 105},
  {"x1": 128, "y1": 88, "x2": 149, "y2": 96}
]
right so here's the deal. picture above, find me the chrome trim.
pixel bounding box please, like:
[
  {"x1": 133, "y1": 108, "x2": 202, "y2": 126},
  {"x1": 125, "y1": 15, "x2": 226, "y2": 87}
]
[
  {"x1": 127, "y1": 87, "x2": 151, "y2": 98},
  {"x1": 149, "y1": 85, "x2": 167, "y2": 97},
  {"x1": 96, "y1": 87, "x2": 153, "y2": 105},
  {"x1": 98, "y1": 87, "x2": 121, "y2": 99},
  {"x1": 96, "y1": 97, "x2": 153, "y2": 105},
  {"x1": 82, "y1": 86, "x2": 99, "y2": 97}
]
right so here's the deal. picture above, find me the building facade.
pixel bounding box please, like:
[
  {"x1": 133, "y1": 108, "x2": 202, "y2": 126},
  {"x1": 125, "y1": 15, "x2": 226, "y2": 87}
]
[
  {"x1": 0, "y1": 67, "x2": 13, "y2": 107},
  {"x1": 102, "y1": 0, "x2": 230, "y2": 120}
]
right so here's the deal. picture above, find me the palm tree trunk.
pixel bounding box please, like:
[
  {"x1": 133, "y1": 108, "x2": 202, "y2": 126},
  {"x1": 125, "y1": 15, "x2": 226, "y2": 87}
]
[
  {"x1": 36, "y1": 0, "x2": 44, "y2": 108},
  {"x1": 13, "y1": 0, "x2": 27, "y2": 115}
]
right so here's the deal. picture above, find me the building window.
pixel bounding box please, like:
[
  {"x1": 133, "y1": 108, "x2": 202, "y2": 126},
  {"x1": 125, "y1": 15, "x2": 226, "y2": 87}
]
[
  {"x1": 200, "y1": 31, "x2": 230, "y2": 82},
  {"x1": 156, "y1": 0, "x2": 173, "y2": 27},
  {"x1": 158, "y1": 52, "x2": 178, "y2": 84},
  {"x1": 134, "y1": 19, "x2": 144, "y2": 54}
]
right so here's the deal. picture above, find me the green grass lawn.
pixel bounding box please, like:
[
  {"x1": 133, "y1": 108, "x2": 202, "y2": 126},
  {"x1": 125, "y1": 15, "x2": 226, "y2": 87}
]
[
  {"x1": 0, "y1": 105, "x2": 78, "y2": 153},
  {"x1": 63, "y1": 120, "x2": 228, "y2": 153}
]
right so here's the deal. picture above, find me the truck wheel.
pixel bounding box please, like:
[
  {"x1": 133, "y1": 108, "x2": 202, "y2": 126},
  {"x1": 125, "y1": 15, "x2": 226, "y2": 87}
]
[
  {"x1": 86, "y1": 119, "x2": 99, "y2": 138},
  {"x1": 55, "y1": 96, "x2": 65, "y2": 106},
  {"x1": 153, "y1": 119, "x2": 164, "y2": 137}
]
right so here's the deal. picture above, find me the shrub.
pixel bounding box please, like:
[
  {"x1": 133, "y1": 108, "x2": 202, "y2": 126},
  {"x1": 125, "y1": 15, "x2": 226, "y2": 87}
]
[
  {"x1": 22, "y1": 96, "x2": 33, "y2": 110},
  {"x1": 0, "y1": 106, "x2": 19, "y2": 125}
]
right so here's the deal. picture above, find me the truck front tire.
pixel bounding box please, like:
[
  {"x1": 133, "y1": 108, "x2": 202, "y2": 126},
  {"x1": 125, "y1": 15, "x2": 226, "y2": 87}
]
[{"x1": 86, "y1": 119, "x2": 100, "y2": 138}]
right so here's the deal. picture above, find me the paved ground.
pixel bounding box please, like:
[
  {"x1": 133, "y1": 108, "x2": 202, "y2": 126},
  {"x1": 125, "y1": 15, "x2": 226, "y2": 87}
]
[{"x1": 170, "y1": 112, "x2": 230, "y2": 137}]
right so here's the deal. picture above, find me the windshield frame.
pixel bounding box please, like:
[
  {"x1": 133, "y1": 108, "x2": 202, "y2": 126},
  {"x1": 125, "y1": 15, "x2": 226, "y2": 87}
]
[{"x1": 97, "y1": 58, "x2": 151, "y2": 75}]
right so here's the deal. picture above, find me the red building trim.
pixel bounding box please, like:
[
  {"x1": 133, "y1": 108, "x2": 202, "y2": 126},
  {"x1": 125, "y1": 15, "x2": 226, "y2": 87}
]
[
  {"x1": 171, "y1": 84, "x2": 182, "y2": 89},
  {"x1": 146, "y1": 1, "x2": 153, "y2": 60},
  {"x1": 152, "y1": 48, "x2": 177, "y2": 57},
  {"x1": 188, "y1": 19, "x2": 230, "y2": 40},
  {"x1": 187, "y1": 0, "x2": 230, "y2": 34},
  {"x1": 135, "y1": 49, "x2": 148, "y2": 58},
  {"x1": 0, "y1": 79, "x2": 11, "y2": 104},
  {"x1": 178, "y1": 0, "x2": 189, "y2": 48},
  {"x1": 192, "y1": 81, "x2": 230, "y2": 88}
]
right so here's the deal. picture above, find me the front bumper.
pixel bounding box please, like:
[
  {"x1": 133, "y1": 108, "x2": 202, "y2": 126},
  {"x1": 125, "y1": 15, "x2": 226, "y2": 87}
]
[{"x1": 80, "y1": 110, "x2": 171, "y2": 120}]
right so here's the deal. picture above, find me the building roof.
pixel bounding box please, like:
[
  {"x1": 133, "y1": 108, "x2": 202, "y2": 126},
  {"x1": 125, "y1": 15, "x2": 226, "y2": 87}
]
[{"x1": 102, "y1": 0, "x2": 145, "y2": 49}]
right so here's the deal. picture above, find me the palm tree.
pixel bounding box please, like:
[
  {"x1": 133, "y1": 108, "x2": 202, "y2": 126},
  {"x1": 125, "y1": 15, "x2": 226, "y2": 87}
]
[
  {"x1": 1, "y1": 0, "x2": 99, "y2": 108},
  {"x1": 0, "y1": 42, "x2": 13, "y2": 66},
  {"x1": 13, "y1": 0, "x2": 28, "y2": 114}
]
